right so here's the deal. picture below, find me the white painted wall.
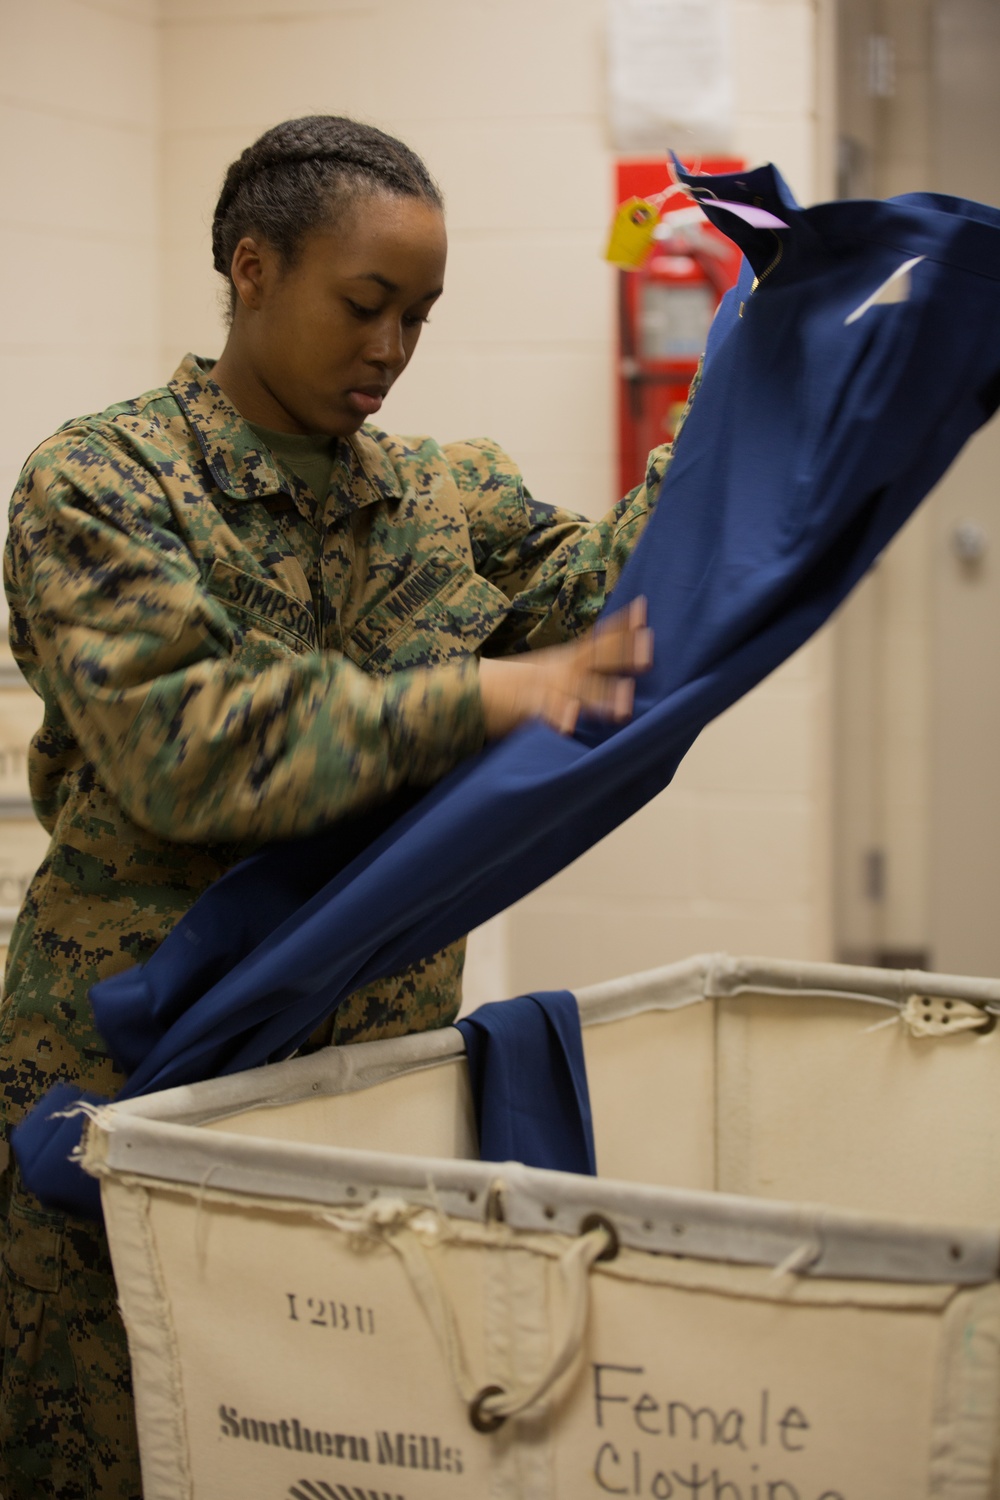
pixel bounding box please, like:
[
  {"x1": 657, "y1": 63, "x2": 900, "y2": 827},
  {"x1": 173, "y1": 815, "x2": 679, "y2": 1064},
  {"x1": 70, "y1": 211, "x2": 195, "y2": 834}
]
[
  {"x1": 0, "y1": 0, "x2": 162, "y2": 551},
  {"x1": 0, "y1": 0, "x2": 837, "y2": 992},
  {"x1": 0, "y1": 0, "x2": 163, "y2": 938}
]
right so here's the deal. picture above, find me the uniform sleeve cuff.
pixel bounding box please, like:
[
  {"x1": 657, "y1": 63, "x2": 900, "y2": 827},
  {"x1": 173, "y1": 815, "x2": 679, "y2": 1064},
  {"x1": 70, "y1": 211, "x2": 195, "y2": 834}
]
[{"x1": 382, "y1": 657, "x2": 486, "y2": 786}]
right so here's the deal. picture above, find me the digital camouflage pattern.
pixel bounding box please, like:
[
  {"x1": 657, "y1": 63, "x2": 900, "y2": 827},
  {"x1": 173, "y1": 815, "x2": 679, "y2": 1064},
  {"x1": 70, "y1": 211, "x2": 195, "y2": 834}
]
[
  {"x1": 1, "y1": 351, "x2": 677, "y2": 1090},
  {"x1": 0, "y1": 1166, "x2": 140, "y2": 1499},
  {"x1": 0, "y1": 351, "x2": 681, "y2": 1495}
]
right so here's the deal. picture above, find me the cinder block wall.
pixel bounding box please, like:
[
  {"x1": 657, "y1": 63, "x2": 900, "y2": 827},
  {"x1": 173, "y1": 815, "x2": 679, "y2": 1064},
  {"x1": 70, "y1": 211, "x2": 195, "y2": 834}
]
[
  {"x1": 0, "y1": 0, "x2": 837, "y2": 991},
  {"x1": 0, "y1": 0, "x2": 163, "y2": 937}
]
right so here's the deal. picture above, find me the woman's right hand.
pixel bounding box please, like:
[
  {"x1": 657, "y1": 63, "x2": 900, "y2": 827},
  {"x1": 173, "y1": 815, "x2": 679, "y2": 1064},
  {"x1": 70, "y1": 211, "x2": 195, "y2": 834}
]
[{"x1": 478, "y1": 596, "x2": 653, "y2": 739}]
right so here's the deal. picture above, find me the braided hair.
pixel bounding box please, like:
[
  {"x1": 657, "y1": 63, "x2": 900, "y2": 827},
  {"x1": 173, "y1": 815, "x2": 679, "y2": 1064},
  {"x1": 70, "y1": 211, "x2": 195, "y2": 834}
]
[{"x1": 212, "y1": 116, "x2": 443, "y2": 310}]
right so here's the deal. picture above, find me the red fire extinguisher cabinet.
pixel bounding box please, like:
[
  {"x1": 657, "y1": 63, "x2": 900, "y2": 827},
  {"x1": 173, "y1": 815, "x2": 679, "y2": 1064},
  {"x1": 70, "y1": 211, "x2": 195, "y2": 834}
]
[{"x1": 616, "y1": 157, "x2": 745, "y2": 497}]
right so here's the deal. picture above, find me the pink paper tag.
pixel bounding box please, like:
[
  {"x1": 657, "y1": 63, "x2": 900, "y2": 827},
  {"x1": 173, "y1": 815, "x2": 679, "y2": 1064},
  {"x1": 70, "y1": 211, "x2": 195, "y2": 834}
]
[{"x1": 707, "y1": 200, "x2": 790, "y2": 230}]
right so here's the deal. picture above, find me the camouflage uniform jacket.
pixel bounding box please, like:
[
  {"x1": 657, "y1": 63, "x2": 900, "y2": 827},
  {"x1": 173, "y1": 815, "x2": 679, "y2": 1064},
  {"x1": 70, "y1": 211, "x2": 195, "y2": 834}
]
[{"x1": 1, "y1": 352, "x2": 674, "y2": 1133}]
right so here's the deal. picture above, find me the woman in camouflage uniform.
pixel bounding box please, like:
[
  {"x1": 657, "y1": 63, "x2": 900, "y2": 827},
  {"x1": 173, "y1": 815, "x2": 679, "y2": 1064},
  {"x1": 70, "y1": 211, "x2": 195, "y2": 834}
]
[{"x1": 1, "y1": 116, "x2": 669, "y2": 1497}]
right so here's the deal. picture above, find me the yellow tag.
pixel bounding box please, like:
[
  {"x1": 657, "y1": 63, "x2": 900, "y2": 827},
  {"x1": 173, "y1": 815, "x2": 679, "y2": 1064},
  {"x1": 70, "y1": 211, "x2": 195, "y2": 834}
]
[{"x1": 604, "y1": 197, "x2": 659, "y2": 268}]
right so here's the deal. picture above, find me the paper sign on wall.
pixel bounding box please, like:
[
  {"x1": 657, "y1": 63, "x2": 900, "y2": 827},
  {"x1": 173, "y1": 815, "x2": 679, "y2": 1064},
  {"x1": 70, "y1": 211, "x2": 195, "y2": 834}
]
[{"x1": 607, "y1": 0, "x2": 733, "y2": 154}]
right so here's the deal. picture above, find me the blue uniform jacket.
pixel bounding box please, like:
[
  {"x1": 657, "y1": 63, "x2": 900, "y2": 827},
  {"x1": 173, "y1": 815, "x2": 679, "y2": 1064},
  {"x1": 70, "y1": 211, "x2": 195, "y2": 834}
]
[{"x1": 16, "y1": 159, "x2": 1000, "y2": 1216}]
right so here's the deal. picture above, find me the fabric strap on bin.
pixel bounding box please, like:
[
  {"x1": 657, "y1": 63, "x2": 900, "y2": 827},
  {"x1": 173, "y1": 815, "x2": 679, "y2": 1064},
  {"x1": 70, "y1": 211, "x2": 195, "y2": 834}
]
[
  {"x1": 15, "y1": 159, "x2": 1000, "y2": 1218},
  {"x1": 382, "y1": 1211, "x2": 616, "y2": 1433}
]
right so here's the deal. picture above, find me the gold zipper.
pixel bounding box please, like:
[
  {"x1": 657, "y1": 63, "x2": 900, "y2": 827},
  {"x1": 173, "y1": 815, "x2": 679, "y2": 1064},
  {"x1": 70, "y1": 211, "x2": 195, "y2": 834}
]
[
  {"x1": 754, "y1": 230, "x2": 785, "y2": 288},
  {"x1": 740, "y1": 230, "x2": 784, "y2": 317}
]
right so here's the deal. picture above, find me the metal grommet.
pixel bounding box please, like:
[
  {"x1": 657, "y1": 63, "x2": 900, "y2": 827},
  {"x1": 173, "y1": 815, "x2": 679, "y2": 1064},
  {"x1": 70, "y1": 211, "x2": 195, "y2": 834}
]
[
  {"x1": 469, "y1": 1384, "x2": 507, "y2": 1433},
  {"x1": 579, "y1": 1212, "x2": 620, "y2": 1262}
]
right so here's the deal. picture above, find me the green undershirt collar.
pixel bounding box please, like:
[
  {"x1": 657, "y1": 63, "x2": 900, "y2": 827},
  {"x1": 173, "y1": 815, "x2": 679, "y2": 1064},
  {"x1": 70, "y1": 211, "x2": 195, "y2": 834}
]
[{"x1": 247, "y1": 422, "x2": 337, "y2": 504}]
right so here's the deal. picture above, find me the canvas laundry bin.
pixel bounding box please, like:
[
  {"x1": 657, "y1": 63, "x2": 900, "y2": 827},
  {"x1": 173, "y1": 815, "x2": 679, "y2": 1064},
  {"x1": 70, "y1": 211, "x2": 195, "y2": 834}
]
[{"x1": 82, "y1": 954, "x2": 1000, "y2": 1500}]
